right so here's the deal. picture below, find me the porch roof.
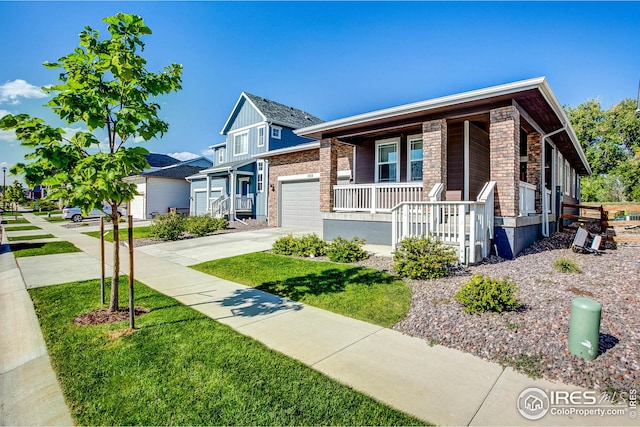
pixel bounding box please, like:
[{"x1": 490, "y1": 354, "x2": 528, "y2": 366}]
[
  {"x1": 196, "y1": 159, "x2": 254, "y2": 176},
  {"x1": 296, "y1": 77, "x2": 591, "y2": 176}
]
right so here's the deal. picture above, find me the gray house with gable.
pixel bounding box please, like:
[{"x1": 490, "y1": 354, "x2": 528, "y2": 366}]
[{"x1": 187, "y1": 92, "x2": 323, "y2": 221}]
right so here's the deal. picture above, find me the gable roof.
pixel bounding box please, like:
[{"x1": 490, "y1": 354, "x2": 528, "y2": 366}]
[
  {"x1": 145, "y1": 153, "x2": 180, "y2": 168},
  {"x1": 221, "y1": 92, "x2": 323, "y2": 134},
  {"x1": 142, "y1": 165, "x2": 205, "y2": 179}
]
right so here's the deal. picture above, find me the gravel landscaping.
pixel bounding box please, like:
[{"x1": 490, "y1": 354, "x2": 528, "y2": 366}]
[{"x1": 355, "y1": 227, "x2": 639, "y2": 395}]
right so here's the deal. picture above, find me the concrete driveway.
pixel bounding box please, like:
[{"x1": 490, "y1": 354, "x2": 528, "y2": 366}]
[{"x1": 135, "y1": 226, "x2": 319, "y2": 266}]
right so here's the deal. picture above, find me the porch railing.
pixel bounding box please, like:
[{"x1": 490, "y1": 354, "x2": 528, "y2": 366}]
[
  {"x1": 334, "y1": 182, "x2": 423, "y2": 213},
  {"x1": 235, "y1": 195, "x2": 253, "y2": 212},
  {"x1": 391, "y1": 182, "x2": 495, "y2": 264},
  {"x1": 210, "y1": 196, "x2": 230, "y2": 217},
  {"x1": 519, "y1": 181, "x2": 537, "y2": 216}
]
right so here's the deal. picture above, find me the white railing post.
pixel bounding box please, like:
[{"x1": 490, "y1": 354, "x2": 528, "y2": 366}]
[
  {"x1": 392, "y1": 206, "x2": 398, "y2": 250},
  {"x1": 458, "y1": 203, "x2": 466, "y2": 263},
  {"x1": 469, "y1": 205, "x2": 477, "y2": 264}
]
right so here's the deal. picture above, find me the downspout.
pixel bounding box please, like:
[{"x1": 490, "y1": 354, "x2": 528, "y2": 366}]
[{"x1": 540, "y1": 126, "x2": 566, "y2": 237}]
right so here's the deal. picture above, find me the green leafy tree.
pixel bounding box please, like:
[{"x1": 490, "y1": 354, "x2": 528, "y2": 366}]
[
  {"x1": 0, "y1": 13, "x2": 182, "y2": 311},
  {"x1": 5, "y1": 180, "x2": 27, "y2": 216},
  {"x1": 566, "y1": 98, "x2": 640, "y2": 201}
]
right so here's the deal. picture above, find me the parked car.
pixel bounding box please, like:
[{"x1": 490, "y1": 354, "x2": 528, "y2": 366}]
[{"x1": 62, "y1": 205, "x2": 123, "y2": 222}]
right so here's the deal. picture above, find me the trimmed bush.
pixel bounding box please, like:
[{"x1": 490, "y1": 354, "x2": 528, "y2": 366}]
[
  {"x1": 297, "y1": 233, "x2": 328, "y2": 257},
  {"x1": 149, "y1": 213, "x2": 186, "y2": 241},
  {"x1": 392, "y1": 236, "x2": 457, "y2": 279},
  {"x1": 186, "y1": 215, "x2": 228, "y2": 237},
  {"x1": 271, "y1": 233, "x2": 327, "y2": 257},
  {"x1": 553, "y1": 257, "x2": 582, "y2": 274},
  {"x1": 454, "y1": 274, "x2": 519, "y2": 314},
  {"x1": 326, "y1": 237, "x2": 367, "y2": 263},
  {"x1": 272, "y1": 234, "x2": 299, "y2": 256}
]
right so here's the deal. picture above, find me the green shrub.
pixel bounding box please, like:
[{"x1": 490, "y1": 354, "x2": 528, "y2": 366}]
[
  {"x1": 186, "y1": 215, "x2": 228, "y2": 237},
  {"x1": 149, "y1": 213, "x2": 186, "y2": 241},
  {"x1": 32, "y1": 200, "x2": 57, "y2": 211},
  {"x1": 454, "y1": 274, "x2": 519, "y2": 314},
  {"x1": 297, "y1": 233, "x2": 328, "y2": 257},
  {"x1": 392, "y1": 236, "x2": 457, "y2": 279},
  {"x1": 326, "y1": 237, "x2": 367, "y2": 263},
  {"x1": 553, "y1": 257, "x2": 582, "y2": 274},
  {"x1": 272, "y1": 234, "x2": 299, "y2": 256},
  {"x1": 271, "y1": 233, "x2": 327, "y2": 257}
]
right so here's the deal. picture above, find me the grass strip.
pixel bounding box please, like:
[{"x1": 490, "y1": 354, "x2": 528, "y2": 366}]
[
  {"x1": 8, "y1": 234, "x2": 55, "y2": 241},
  {"x1": 191, "y1": 252, "x2": 411, "y2": 328},
  {"x1": 10, "y1": 241, "x2": 81, "y2": 257},
  {"x1": 1, "y1": 218, "x2": 29, "y2": 224},
  {"x1": 44, "y1": 216, "x2": 68, "y2": 222},
  {"x1": 30, "y1": 278, "x2": 428, "y2": 426},
  {"x1": 33, "y1": 210, "x2": 62, "y2": 216},
  {"x1": 3, "y1": 225, "x2": 41, "y2": 231},
  {"x1": 83, "y1": 226, "x2": 152, "y2": 242}
]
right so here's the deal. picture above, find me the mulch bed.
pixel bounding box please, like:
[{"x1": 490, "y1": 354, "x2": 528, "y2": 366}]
[{"x1": 74, "y1": 306, "x2": 150, "y2": 326}]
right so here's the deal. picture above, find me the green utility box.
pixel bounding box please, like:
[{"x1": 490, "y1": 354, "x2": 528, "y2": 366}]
[{"x1": 568, "y1": 297, "x2": 602, "y2": 360}]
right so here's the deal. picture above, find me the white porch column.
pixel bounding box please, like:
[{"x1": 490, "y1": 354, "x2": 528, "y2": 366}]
[{"x1": 230, "y1": 171, "x2": 236, "y2": 217}]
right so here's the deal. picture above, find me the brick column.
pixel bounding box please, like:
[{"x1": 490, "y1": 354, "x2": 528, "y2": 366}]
[
  {"x1": 422, "y1": 119, "x2": 447, "y2": 200},
  {"x1": 490, "y1": 106, "x2": 520, "y2": 217},
  {"x1": 319, "y1": 138, "x2": 338, "y2": 212},
  {"x1": 526, "y1": 132, "x2": 542, "y2": 213}
]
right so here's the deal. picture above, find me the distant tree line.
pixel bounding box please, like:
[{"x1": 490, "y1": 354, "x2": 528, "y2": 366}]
[{"x1": 565, "y1": 98, "x2": 640, "y2": 202}]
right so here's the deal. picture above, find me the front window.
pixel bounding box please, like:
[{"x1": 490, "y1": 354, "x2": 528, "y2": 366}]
[
  {"x1": 376, "y1": 138, "x2": 399, "y2": 182},
  {"x1": 408, "y1": 135, "x2": 423, "y2": 181},
  {"x1": 234, "y1": 132, "x2": 248, "y2": 156},
  {"x1": 257, "y1": 160, "x2": 264, "y2": 192},
  {"x1": 218, "y1": 147, "x2": 225, "y2": 164},
  {"x1": 257, "y1": 126, "x2": 265, "y2": 147}
]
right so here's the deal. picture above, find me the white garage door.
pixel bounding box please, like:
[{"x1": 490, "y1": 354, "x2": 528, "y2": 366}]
[
  {"x1": 280, "y1": 179, "x2": 322, "y2": 229},
  {"x1": 130, "y1": 194, "x2": 145, "y2": 219}
]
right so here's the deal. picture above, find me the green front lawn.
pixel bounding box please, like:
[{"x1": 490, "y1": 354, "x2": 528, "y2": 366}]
[
  {"x1": 191, "y1": 252, "x2": 411, "y2": 328},
  {"x1": 8, "y1": 234, "x2": 55, "y2": 241},
  {"x1": 83, "y1": 226, "x2": 152, "y2": 242},
  {"x1": 29, "y1": 278, "x2": 428, "y2": 426},
  {"x1": 10, "y1": 241, "x2": 81, "y2": 257},
  {"x1": 3, "y1": 225, "x2": 41, "y2": 231}
]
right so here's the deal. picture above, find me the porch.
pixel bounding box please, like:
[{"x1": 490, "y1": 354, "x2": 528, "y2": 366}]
[{"x1": 209, "y1": 194, "x2": 254, "y2": 217}]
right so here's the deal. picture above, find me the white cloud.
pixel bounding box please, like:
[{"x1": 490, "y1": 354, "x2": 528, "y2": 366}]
[
  {"x1": 201, "y1": 148, "x2": 214, "y2": 157},
  {"x1": 168, "y1": 151, "x2": 200, "y2": 161},
  {"x1": 0, "y1": 79, "x2": 47, "y2": 105}
]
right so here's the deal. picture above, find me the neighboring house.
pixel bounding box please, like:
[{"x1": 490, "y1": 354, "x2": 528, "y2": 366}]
[
  {"x1": 263, "y1": 77, "x2": 591, "y2": 263},
  {"x1": 125, "y1": 155, "x2": 212, "y2": 219},
  {"x1": 187, "y1": 92, "x2": 323, "y2": 220}
]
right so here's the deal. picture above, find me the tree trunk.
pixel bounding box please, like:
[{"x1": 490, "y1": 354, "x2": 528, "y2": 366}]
[{"x1": 108, "y1": 206, "x2": 120, "y2": 312}]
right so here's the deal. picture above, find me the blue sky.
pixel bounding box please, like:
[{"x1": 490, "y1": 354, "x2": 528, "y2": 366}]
[{"x1": 1, "y1": 1, "x2": 639, "y2": 183}]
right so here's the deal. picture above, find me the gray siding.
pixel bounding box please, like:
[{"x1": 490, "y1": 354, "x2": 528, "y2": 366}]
[{"x1": 228, "y1": 99, "x2": 264, "y2": 132}]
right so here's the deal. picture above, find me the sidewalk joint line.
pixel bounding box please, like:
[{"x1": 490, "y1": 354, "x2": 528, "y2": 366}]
[
  {"x1": 310, "y1": 326, "x2": 385, "y2": 367},
  {"x1": 466, "y1": 365, "x2": 506, "y2": 426}
]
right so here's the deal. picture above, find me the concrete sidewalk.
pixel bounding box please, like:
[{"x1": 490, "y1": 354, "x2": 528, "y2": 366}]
[{"x1": 2, "y1": 212, "x2": 635, "y2": 426}]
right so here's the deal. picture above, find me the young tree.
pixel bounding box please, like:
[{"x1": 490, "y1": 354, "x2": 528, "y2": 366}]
[
  {"x1": 0, "y1": 13, "x2": 182, "y2": 311},
  {"x1": 5, "y1": 180, "x2": 27, "y2": 216}
]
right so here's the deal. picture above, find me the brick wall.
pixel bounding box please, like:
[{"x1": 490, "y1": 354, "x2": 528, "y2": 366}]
[
  {"x1": 490, "y1": 106, "x2": 520, "y2": 217},
  {"x1": 266, "y1": 142, "x2": 352, "y2": 225},
  {"x1": 526, "y1": 132, "x2": 542, "y2": 213},
  {"x1": 422, "y1": 119, "x2": 447, "y2": 199}
]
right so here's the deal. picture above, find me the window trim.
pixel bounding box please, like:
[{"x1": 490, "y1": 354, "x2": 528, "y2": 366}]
[
  {"x1": 375, "y1": 137, "x2": 400, "y2": 183},
  {"x1": 218, "y1": 147, "x2": 225, "y2": 164},
  {"x1": 271, "y1": 126, "x2": 282, "y2": 140},
  {"x1": 257, "y1": 126, "x2": 266, "y2": 147},
  {"x1": 233, "y1": 131, "x2": 249, "y2": 156},
  {"x1": 406, "y1": 134, "x2": 423, "y2": 182}
]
